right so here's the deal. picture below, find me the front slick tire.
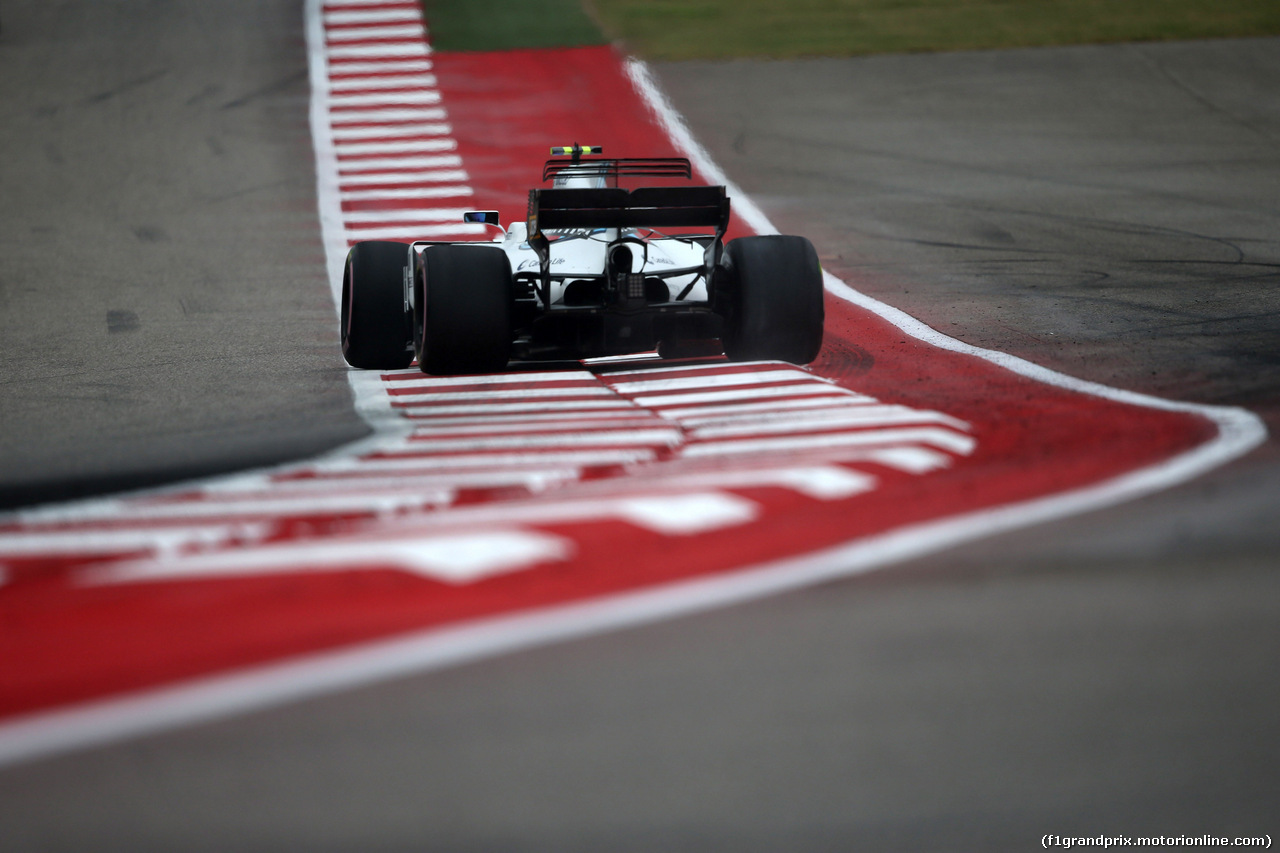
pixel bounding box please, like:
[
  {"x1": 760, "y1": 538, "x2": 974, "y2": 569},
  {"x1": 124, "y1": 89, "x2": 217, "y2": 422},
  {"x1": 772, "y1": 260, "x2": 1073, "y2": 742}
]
[
  {"x1": 341, "y1": 240, "x2": 414, "y2": 370},
  {"x1": 722, "y1": 235, "x2": 824, "y2": 365},
  {"x1": 416, "y1": 244, "x2": 513, "y2": 376}
]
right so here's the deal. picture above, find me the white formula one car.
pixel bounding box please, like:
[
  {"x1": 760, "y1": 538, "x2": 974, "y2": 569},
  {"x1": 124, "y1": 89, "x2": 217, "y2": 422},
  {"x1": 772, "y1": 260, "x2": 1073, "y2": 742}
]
[{"x1": 340, "y1": 145, "x2": 824, "y2": 375}]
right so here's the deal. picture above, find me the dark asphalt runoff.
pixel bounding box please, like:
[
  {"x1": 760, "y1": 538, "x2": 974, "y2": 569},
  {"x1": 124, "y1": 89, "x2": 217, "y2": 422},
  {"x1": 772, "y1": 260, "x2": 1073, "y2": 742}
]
[
  {"x1": 0, "y1": 0, "x2": 367, "y2": 509},
  {"x1": 1, "y1": 4, "x2": 1278, "y2": 848}
]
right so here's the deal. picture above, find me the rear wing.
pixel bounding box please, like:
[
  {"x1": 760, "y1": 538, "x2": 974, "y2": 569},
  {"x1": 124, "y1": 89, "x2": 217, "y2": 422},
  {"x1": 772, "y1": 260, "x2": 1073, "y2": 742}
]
[
  {"x1": 542, "y1": 156, "x2": 692, "y2": 184},
  {"x1": 525, "y1": 147, "x2": 732, "y2": 300},
  {"x1": 525, "y1": 184, "x2": 731, "y2": 303},
  {"x1": 527, "y1": 186, "x2": 730, "y2": 233}
]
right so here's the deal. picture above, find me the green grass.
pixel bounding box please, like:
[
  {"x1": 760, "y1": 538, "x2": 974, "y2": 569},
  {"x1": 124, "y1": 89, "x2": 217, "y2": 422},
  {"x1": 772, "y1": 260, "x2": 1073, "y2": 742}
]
[
  {"x1": 423, "y1": 0, "x2": 606, "y2": 52},
  {"x1": 584, "y1": 0, "x2": 1280, "y2": 60}
]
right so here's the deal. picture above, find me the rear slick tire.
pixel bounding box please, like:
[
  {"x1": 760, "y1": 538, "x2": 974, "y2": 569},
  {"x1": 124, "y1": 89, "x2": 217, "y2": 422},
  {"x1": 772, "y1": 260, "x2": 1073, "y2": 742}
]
[
  {"x1": 415, "y1": 244, "x2": 513, "y2": 376},
  {"x1": 722, "y1": 235, "x2": 824, "y2": 365},
  {"x1": 340, "y1": 240, "x2": 414, "y2": 370}
]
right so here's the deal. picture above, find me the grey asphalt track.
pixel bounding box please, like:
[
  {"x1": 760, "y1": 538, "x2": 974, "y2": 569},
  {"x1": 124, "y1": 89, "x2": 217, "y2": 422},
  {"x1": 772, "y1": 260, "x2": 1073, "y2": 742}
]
[
  {"x1": 0, "y1": 0, "x2": 367, "y2": 509},
  {"x1": 1, "y1": 4, "x2": 1278, "y2": 849}
]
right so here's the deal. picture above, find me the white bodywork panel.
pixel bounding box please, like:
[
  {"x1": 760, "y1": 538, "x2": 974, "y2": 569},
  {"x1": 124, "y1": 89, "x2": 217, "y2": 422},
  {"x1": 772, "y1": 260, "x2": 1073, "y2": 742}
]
[{"x1": 496, "y1": 221, "x2": 710, "y2": 305}]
